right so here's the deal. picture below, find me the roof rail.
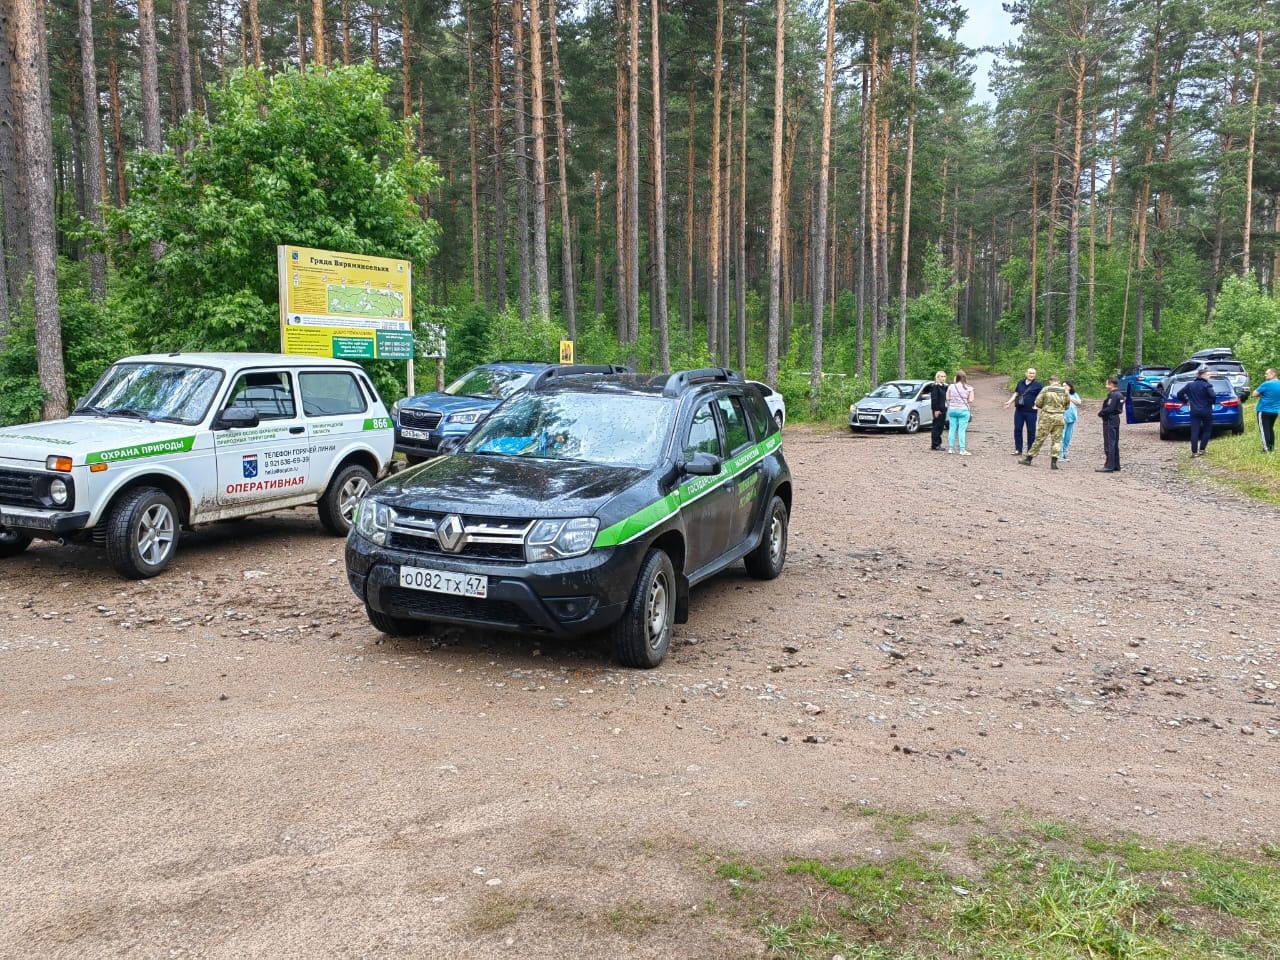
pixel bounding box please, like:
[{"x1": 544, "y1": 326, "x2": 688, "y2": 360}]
[
  {"x1": 661, "y1": 367, "x2": 742, "y2": 397},
  {"x1": 527, "y1": 363, "x2": 630, "y2": 391}
]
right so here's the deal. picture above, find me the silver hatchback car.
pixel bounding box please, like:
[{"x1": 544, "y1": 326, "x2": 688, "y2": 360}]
[{"x1": 849, "y1": 379, "x2": 934, "y2": 433}]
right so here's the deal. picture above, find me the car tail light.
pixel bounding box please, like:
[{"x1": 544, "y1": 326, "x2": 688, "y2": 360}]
[
  {"x1": 1163, "y1": 401, "x2": 1182, "y2": 410},
  {"x1": 1221, "y1": 397, "x2": 1239, "y2": 407}
]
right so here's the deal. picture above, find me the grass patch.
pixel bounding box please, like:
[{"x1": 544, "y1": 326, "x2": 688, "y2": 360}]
[
  {"x1": 1201, "y1": 404, "x2": 1280, "y2": 504},
  {"x1": 709, "y1": 812, "x2": 1280, "y2": 959}
]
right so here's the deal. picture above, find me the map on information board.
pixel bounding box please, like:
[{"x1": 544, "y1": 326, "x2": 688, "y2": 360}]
[{"x1": 277, "y1": 244, "x2": 415, "y2": 360}]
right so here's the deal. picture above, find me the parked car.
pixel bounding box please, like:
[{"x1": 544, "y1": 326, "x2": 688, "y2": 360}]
[
  {"x1": 346, "y1": 367, "x2": 792, "y2": 668},
  {"x1": 849, "y1": 380, "x2": 933, "y2": 433},
  {"x1": 1125, "y1": 374, "x2": 1243, "y2": 440},
  {"x1": 748, "y1": 380, "x2": 786, "y2": 428},
  {"x1": 0, "y1": 353, "x2": 395, "y2": 578},
  {"x1": 393, "y1": 361, "x2": 628, "y2": 463},
  {"x1": 1163, "y1": 353, "x2": 1250, "y2": 399},
  {"x1": 1118, "y1": 364, "x2": 1172, "y2": 392}
]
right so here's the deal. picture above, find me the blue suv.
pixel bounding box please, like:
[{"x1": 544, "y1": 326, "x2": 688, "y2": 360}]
[{"x1": 393, "y1": 362, "x2": 627, "y2": 463}]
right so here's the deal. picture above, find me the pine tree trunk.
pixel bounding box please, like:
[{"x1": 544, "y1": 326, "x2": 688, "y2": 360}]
[
  {"x1": 707, "y1": 0, "x2": 724, "y2": 361},
  {"x1": 683, "y1": 78, "x2": 694, "y2": 333},
  {"x1": 626, "y1": 0, "x2": 639, "y2": 344},
  {"x1": 1065, "y1": 10, "x2": 1087, "y2": 366},
  {"x1": 594, "y1": 168, "x2": 603, "y2": 318},
  {"x1": 466, "y1": 3, "x2": 481, "y2": 301},
  {"x1": 248, "y1": 0, "x2": 262, "y2": 67},
  {"x1": 810, "y1": 0, "x2": 835, "y2": 411},
  {"x1": 867, "y1": 53, "x2": 879, "y2": 385},
  {"x1": 174, "y1": 0, "x2": 192, "y2": 118},
  {"x1": 512, "y1": 0, "x2": 531, "y2": 322},
  {"x1": 736, "y1": 10, "x2": 747, "y2": 373},
  {"x1": 139, "y1": 0, "x2": 162, "y2": 150},
  {"x1": 78, "y1": 0, "x2": 106, "y2": 301},
  {"x1": 649, "y1": 0, "x2": 669, "y2": 370},
  {"x1": 614, "y1": 0, "x2": 628, "y2": 341},
  {"x1": 491, "y1": 1, "x2": 507, "y2": 312},
  {"x1": 895, "y1": 0, "x2": 918, "y2": 379},
  {"x1": 312, "y1": 0, "x2": 325, "y2": 66},
  {"x1": 548, "y1": 0, "x2": 577, "y2": 337},
  {"x1": 1241, "y1": 24, "x2": 1263, "y2": 275},
  {"x1": 1029, "y1": 157, "x2": 1038, "y2": 341},
  {"x1": 856, "y1": 63, "x2": 868, "y2": 379},
  {"x1": 0, "y1": 8, "x2": 31, "y2": 312},
  {"x1": 11, "y1": 0, "x2": 68, "y2": 417},
  {"x1": 1042, "y1": 94, "x2": 1063, "y2": 352},
  {"x1": 528, "y1": 0, "x2": 550, "y2": 319},
  {"x1": 765, "y1": 0, "x2": 784, "y2": 385}
]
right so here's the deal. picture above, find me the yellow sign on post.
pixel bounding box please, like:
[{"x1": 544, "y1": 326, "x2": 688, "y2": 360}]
[
  {"x1": 278, "y1": 245, "x2": 414, "y2": 359},
  {"x1": 559, "y1": 340, "x2": 575, "y2": 365}
]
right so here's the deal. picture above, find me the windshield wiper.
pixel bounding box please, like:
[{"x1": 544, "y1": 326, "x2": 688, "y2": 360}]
[
  {"x1": 72, "y1": 403, "x2": 108, "y2": 417},
  {"x1": 104, "y1": 406, "x2": 157, "y2": 422}
]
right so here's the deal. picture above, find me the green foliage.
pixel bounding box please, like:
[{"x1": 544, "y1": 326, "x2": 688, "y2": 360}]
[
  {"x1": 904, "y1": 244, "x2": 968, "y2": 377},
  {"x1": 0, "y1": 265, "x2": 132, "y2": 426},
  {"x1": 1212, "y1": 274, "x2": 1280, "y2": 376},
  {"x1": 107, "y1": 64, "x2": 439, "y2": 355}
]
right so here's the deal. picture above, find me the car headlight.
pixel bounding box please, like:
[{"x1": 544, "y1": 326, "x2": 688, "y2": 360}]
[
  {"x1": 391, "y1": 399, "x2": 402, "y2": 417},
  {"x1": 354, "y1": 498, "x2": 397, "y2": 545},
  {"x1": 49, "y1": 478, "x2": 70, "y2": 506},
  {"x1": 884, "y1": 404, "x2": 904, "y2": 413},
  {"x1": 525, "y1": 517, "x2": 599, "y2": 561},
  {"x1": 446, "y1": 410, "x2": 484, "y2": 425},
  {"x1": 850, "y1": 404, "x2": 857, "y2": 415}
]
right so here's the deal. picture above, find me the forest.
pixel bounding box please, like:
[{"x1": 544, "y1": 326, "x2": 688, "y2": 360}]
[{"x1": 1, "y1": 0, "x2": 1278, "y2": 426}]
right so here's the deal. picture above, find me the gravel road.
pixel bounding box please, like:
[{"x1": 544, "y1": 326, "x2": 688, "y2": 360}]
[{"x1": 2, "y1": 373, "x2": 1276, "y2": 958}]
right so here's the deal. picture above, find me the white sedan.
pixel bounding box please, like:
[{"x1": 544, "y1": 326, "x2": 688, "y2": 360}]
[
  {"x1": 748, "y1": 380, "x2": 786, "y2": 428},
  {"x1": 849, "y1": 379, "x2": 933, "y2": 433}
]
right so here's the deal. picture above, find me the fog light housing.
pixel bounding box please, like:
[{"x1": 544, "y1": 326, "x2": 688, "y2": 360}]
[{"x1": 545, "y1": 596, "x2": 597, "y2": 622}]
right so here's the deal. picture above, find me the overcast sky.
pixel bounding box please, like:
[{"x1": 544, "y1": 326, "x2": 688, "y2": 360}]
[{"x1": 957, "y1": 3, "x2": 1020, "y2": 104}]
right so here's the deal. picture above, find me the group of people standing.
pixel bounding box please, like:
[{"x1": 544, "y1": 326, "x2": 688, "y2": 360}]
[
  {"x1": 921, "y1": 365, "x2": 1277, "y2": 468},
  {"x1": 924, "y1": 370, "x2": 974, "y2": 455},
  {"x1": 1004, "y1": 368, "x2": 1122, "y2": 472}
]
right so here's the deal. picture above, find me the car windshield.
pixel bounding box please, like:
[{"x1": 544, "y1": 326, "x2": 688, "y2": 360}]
[
  {"x1": 1141, "y1": 367, "x2": 1170, "y2": 375},
  {"x1": 1170, "y1": 377, "x2": 1233, "y2": 399},
  {"x1": 77, "y1": 362, "x2": 225, "y2": 424},
  {"x1": 463, "y1": 392, "x2": 675, "y2": 467},
  {"x1": 445, "y1": 366, "x2": 535, "y2": 401},
  {"x1": 864, "y1": 383, "x2": 912, "y2": 399}
]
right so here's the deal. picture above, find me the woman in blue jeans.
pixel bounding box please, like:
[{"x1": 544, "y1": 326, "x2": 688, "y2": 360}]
[
  {"x1": 1059, "y1": 380, "x2": 1082, "y2": 461},
  {"x1": 945, "y1": 370, "x2": 974, "y2": 455}
]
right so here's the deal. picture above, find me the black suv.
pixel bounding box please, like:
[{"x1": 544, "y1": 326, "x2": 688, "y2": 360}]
[{"x1": 345, "y1": 368, "x2": 792, "y2": 667}]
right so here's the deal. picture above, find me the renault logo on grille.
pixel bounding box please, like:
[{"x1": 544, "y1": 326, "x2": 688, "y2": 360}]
[{"x1": 436, "y1": 514, "x2": 467, "y2": 553}]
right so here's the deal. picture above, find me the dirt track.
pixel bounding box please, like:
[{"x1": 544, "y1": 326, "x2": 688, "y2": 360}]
[{"x1": 2, "y1": 373, "x2": 1277, "y2": 958}]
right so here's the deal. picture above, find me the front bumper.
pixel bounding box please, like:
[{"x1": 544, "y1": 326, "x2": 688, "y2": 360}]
[
  {"x1": 345, "y1": 534, "x2": 638, "y2": 637},
  {"x1": 0, "y1": 506, "x2": 91, "y2": 537},
  {"x1": 850, "y1": 409, "x2": 908, "y2": 429}
]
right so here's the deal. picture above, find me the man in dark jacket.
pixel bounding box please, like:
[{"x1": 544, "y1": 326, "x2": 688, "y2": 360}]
[
  {"x1": 1183, "y1": 366, "x2": 1219, "y2": 458},
  {"x1": 1097, "y1": 377, "x2": 1123, "y2": 472},
  {"x1": 925, "y1": 370, "x2": 948, "y2": 451},
  {"x1": 1002, "y1": 367, "x2": 1043, "y2": 455}
]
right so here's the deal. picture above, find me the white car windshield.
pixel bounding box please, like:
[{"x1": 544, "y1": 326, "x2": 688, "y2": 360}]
[
  {"x1": 865, "y1": 383, "x2": 913, "y2": 399},
  {"x1": 464, "y1": 393, "x2": 675, "y2": 467},
  {"x1": 77, "y1": 362, "x2": 225, "y2": 425}
]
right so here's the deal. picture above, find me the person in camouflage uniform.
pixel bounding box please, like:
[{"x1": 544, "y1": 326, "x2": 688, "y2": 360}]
[{"x1": 1018, "y1": 375, "x2": 1071, "y2": 469}]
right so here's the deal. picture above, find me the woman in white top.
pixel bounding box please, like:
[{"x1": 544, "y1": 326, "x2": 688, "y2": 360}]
[{"x1": 945, "y1": 370, "x2": 975, "y2": 455}]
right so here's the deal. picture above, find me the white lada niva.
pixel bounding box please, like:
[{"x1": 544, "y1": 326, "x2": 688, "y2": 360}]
[{"x1": 0, "y1": 353, "x2": 395, "y2": 578}]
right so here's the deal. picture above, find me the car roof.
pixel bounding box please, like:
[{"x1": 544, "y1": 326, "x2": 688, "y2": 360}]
[
  {"x1": 120, "y1": 352, "x2": 364, "y2": 371},
  {"x1": 477, "y1": 361, "x2": 553, "y2": 373}
]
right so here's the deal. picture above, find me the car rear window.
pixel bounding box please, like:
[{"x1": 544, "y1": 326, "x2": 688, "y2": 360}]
[
  {"x1": 1170, "y1": 378, "x2": 1234, "y2": 398},
  {"x1": 1205, "y1": 361, "x2": 1244, "y2": 373}
]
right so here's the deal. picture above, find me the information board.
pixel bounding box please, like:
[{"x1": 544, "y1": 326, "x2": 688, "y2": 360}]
[{"x1": 278, "y1": 245, "x2": 414, "y2": 359}]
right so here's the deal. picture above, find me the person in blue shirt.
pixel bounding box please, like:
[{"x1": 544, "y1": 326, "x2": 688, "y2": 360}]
[
  {"x1": 1182, "y1": 366, "x2": 1219, "y2": 458},
  {"x1": 1002, "y1": 367, "x2": 1043, "y2": 456},
  {"x1": 1059, "y1": 380, "x2": 1082, "y2": 462},
  {"x1": 1251, "y1": 367, "x2": 1280, "y2": 453}
]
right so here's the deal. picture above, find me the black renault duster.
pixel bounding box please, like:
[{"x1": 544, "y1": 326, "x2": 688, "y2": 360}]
[{"x1": 344, "y1": 368, "x2": 792, "y2": 667}]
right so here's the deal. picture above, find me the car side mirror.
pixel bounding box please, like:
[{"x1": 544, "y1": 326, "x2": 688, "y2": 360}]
[
  {"x1": 438, "y1": 436, "x2": 463, "y2": 455},
  {"x1": 684, "y1": 451, "x2": 722, "y2": 477},
  {"x1": 213, "y1": 406, "x2": 260, "y2": 430}
]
